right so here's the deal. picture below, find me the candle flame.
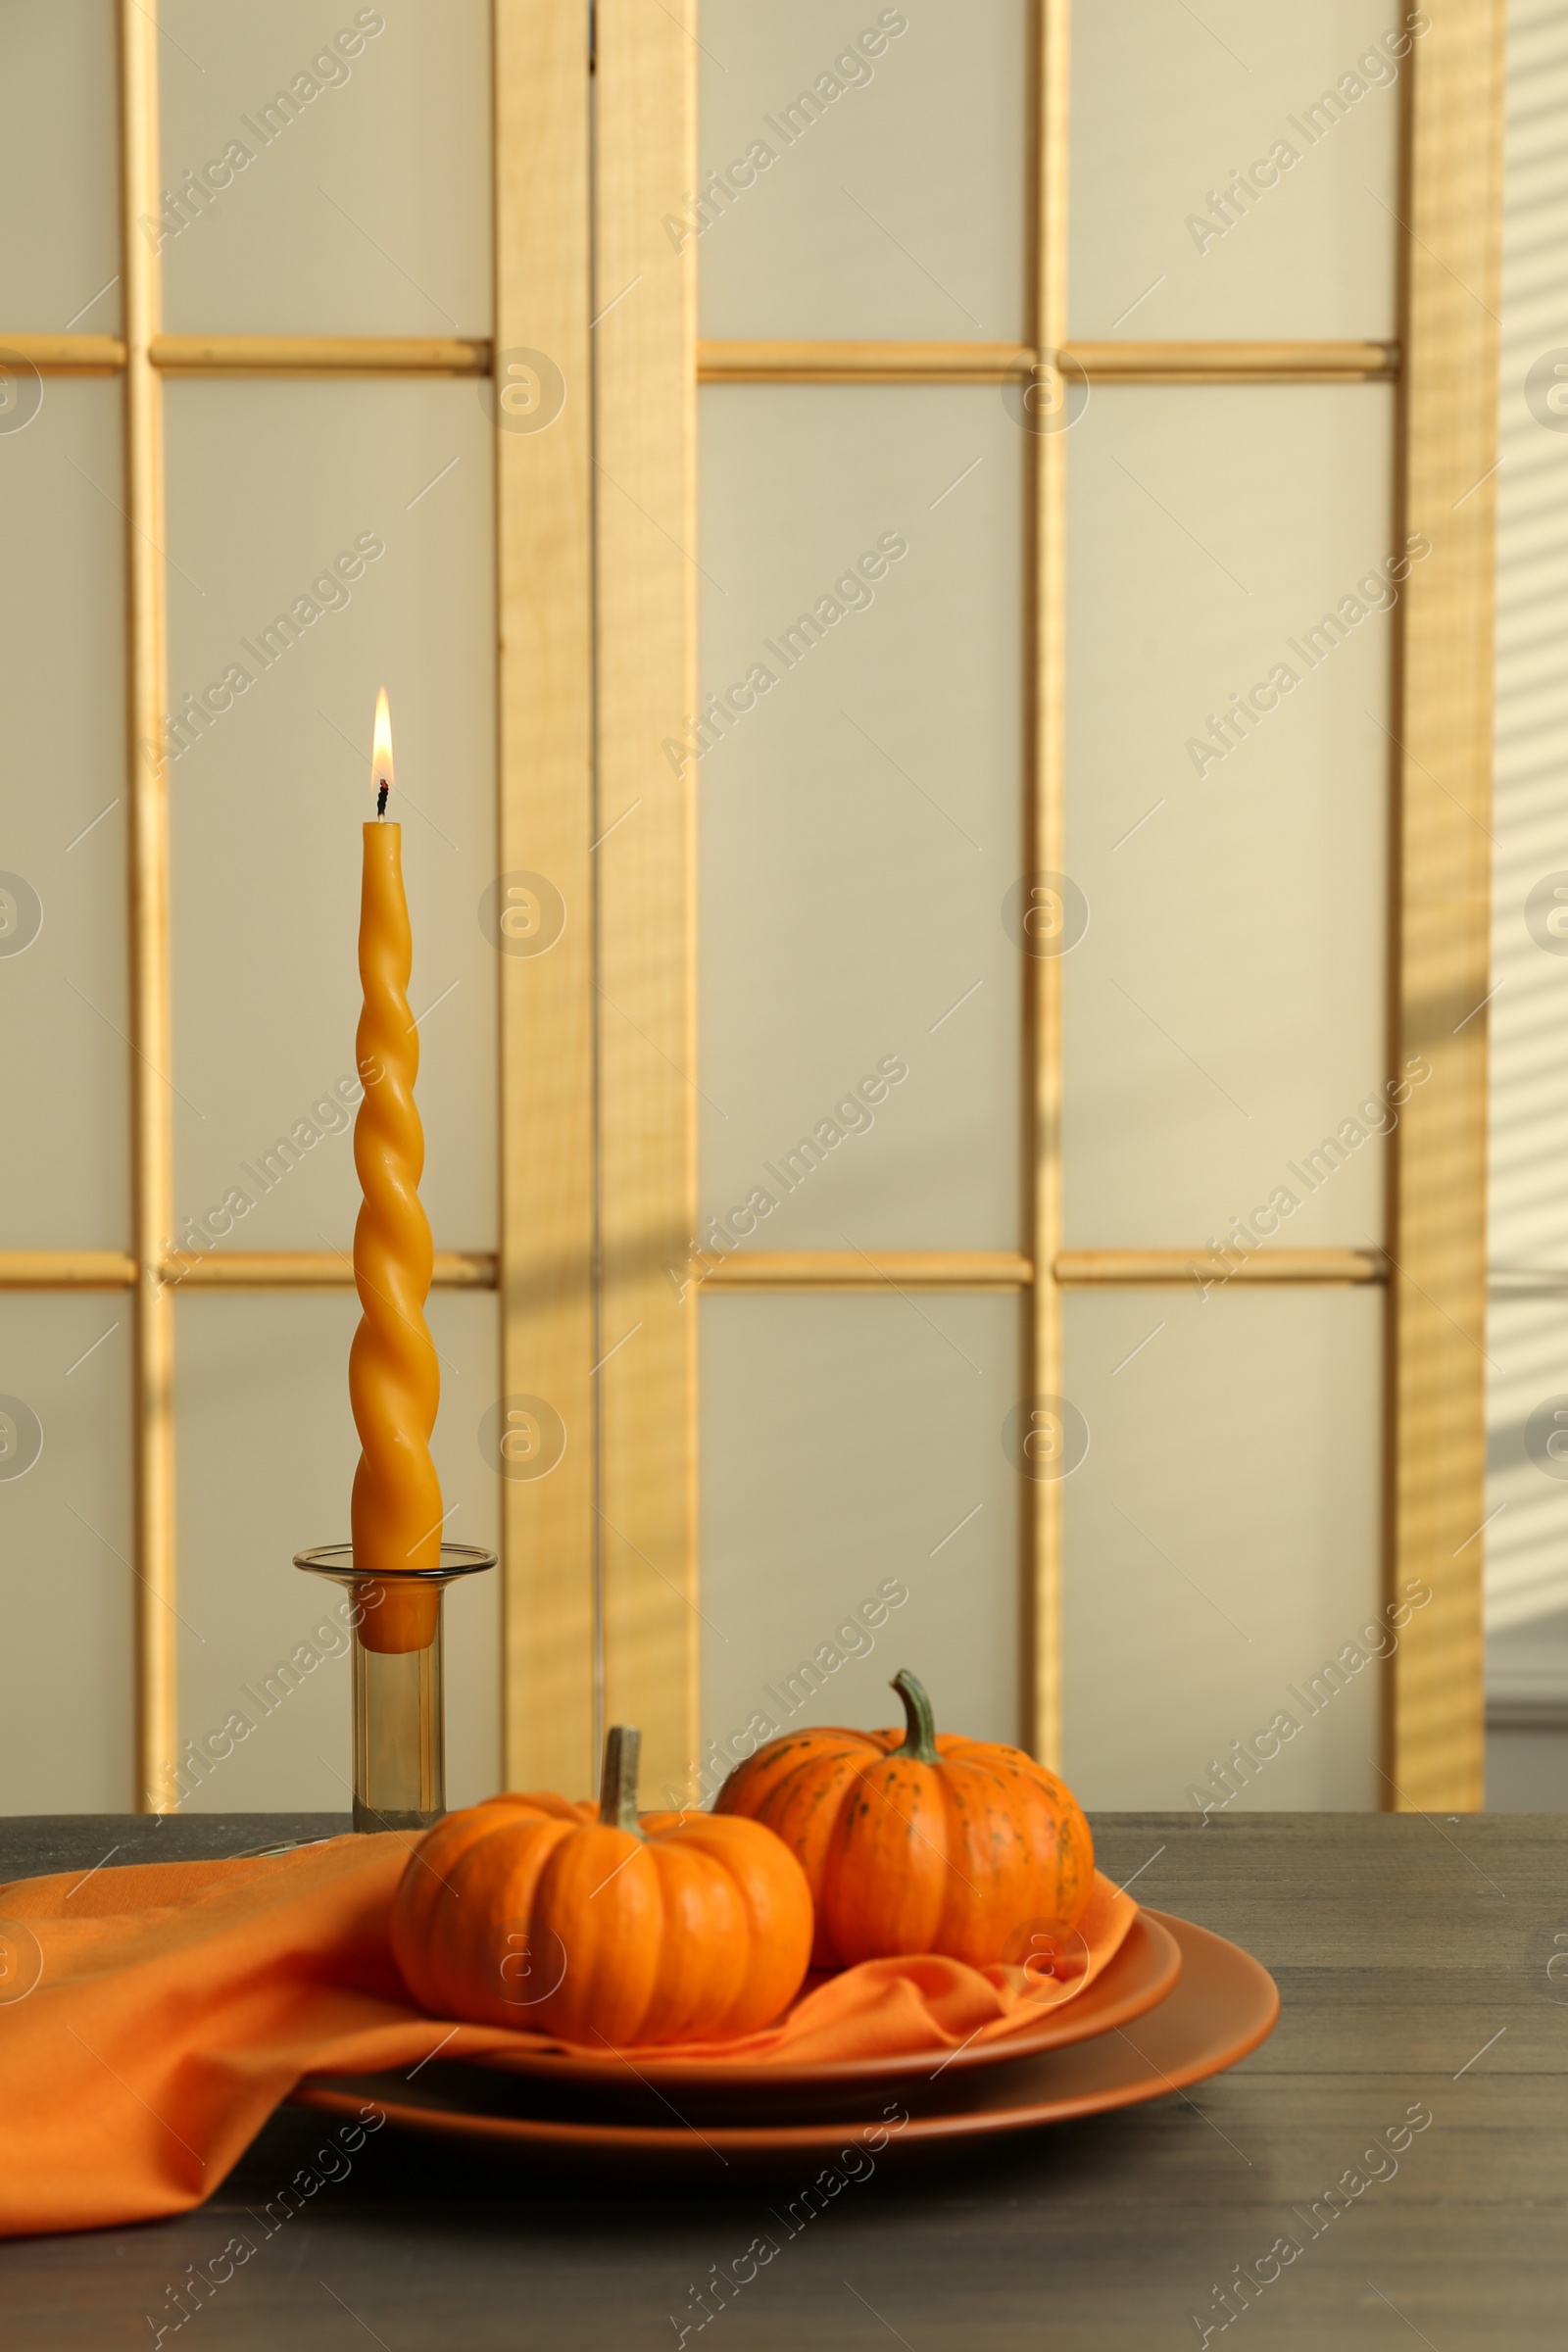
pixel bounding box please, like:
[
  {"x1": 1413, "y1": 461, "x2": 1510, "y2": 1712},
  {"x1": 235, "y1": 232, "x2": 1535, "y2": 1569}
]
[{"x1": 371, "y1": 689, "x2": 393, "y2": 811}]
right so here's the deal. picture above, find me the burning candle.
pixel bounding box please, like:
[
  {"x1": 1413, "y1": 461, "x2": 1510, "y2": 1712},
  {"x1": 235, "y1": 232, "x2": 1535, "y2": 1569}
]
[{"x1": 349, "y1": 689, "x2": 442, "y2": 1653}]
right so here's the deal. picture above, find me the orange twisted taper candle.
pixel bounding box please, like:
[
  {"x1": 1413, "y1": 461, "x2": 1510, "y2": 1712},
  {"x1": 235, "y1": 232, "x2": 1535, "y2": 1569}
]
[{"x1": 349, "y1": 690, "x2": 442, "y2": 1653}]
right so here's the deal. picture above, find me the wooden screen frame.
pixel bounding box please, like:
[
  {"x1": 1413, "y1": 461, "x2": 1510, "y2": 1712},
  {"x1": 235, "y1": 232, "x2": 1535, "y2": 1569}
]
[
  {"x1": 0, "y1": 0, "x2": 1501, "y2": 1814},
  {"x1": 584, "y1": 0, "x2": 1505, "y2": 1808},
  {"x1": 1388, "y1": 0, "x2": 1506, "y2": 1811},
  {"x1": 0, "y1": 0, "x2": 587, "y2": 1811}
]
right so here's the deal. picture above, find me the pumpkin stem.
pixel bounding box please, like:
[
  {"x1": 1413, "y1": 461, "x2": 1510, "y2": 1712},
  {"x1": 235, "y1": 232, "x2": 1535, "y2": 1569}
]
[
  {"x1": 598, "y1": 1724, "x2": 644, "y2": 1834},
  {"x1": 889, "y1": 1670, "x2": 940, "y2": 1764}
]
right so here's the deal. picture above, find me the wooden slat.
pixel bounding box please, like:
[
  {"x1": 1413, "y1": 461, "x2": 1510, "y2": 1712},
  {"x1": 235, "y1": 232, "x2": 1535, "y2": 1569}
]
[
  {"x1": 0, "y1": 333, "x2": 1398, "y2": 387},
  {"x1": 0, "y1": 333, "x2": 125, "y2": 372},
  {"x1": 150, "y1": 334, "x2": 490, "y2": 375},
  {"x1": 0, "y1": 1249, "x2": 495, "y2": 1290},
  {"x1": 1390, "y1": 0, "x2": 1505, "y2": 1814},
  {"x1": 1068, "y1": 339, "x2": 1396, "y2": 383},
  {"x1": 120, "y1": 0, "x2": 176, "y2": 1816},
  {"x1": 699, "y1": 339, "x2": 1034, "y2": 383},
  {"x1": 696, "y1": 339, "x2": 1397, "y2": 386},
  {"x1": 1, "y1": 331, "x2": 1399, "y2": 388},
  {"x1": 0, "y1": 1251, "x2": 138, "y2": 1289},
  {"x1": 159, "y1": 1250, "x2": 496, "y2": 1291},
  {"x1": 701, "y1": 1251, "x2": 1033, "y2": 1292},
  {"x1": 1025, "y1": 0, "x2": 1070, "y2": 1776},
  {"x1": 1055, "y1": 1250, "x2": 1388, "y2": 1288},
  {"x1": 595, "y1": 0, "x2": 698, "y2": 1805},
  {"x1": 0, "y1": 1247, "x2": 1391, "y2": 1294},
  {"x1": 494, "y1": 0, "x2": 598, "y2": 1795}
]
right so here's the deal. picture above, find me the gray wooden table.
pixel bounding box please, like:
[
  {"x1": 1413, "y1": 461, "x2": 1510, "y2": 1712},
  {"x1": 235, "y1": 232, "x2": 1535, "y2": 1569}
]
[{"x1": 1, "y1": 1810, "x2": 1562, "y2": 2349}]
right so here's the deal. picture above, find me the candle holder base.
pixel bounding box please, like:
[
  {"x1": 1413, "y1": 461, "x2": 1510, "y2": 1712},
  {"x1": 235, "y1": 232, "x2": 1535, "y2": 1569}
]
[{"x1": 294, "y1": 1544, "x2": 497, "y2": 1833}]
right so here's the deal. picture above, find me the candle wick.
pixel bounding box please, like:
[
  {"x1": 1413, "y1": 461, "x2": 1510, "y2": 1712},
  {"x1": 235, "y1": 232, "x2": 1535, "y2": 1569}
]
[{"x1": 376, "y1": 781, "x2": 389, "y2": 820}]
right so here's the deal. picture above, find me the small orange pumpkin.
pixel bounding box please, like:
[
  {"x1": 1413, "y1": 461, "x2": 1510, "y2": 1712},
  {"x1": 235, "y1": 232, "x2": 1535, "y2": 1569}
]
[
  {"x1": 714, "y1": 1669, "x2": 1094, "y2": 1969},
  {"x1": 390, "y1": 1727, "x2": 812, "y2": 2045}
]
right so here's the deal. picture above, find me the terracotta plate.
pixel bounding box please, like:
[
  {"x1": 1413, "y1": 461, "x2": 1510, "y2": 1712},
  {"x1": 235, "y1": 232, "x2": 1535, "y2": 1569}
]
[
  {"x1": 460, "y1": 1905, "x2": 1182, "y2": 2102},
  {"x1": 292, "y1": 1910, "x2": 1276, "y2": 2166}
]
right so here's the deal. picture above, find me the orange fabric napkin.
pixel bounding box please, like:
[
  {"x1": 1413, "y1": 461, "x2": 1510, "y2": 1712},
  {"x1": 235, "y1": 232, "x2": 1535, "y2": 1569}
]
[{"x1": 0, "y1": 1836, "x2": 1136, "y2": 2239}]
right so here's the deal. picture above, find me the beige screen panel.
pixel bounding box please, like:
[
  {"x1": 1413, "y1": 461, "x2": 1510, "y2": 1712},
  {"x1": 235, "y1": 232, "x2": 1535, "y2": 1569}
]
[
  {"x1": 697, "y1": 0, "x2": 1028, "y2": 342},
  {"x1": 0, "y1": 1, "x2": 120, "y2": 334},
  {"x1": 0, "y1": 379, "x2": 130, "y2": 1248},
  {"x1": 699, "y1": 383, "x2": 1023, "y2": 1250},
  {"x1": 172, "y1": 1290, "x2": 501, "y2": 1812},
  {"x1": 1486, "y1": 1294, "x2": 1568, "y2": 1642},
  {"x1": 163, "y1": 378, "x2": 497, "y2": 1256},
  {"x1": 1061, "y1": 383, "x2": 1395, "y2": 1250},
  {"x1": 159, "y1": 1, "x2": 492, "y2": 335},
  {"x1": 1486, "y1": 0, "x2": 1568, "y2": 1670},
  {"x1": 0, "y1": 1298, "x2": 133, "y2": 1809},
  {"x1": 1061, "y1": 1285, "x2": 1383, "y2": 1810},
  {"x1": 699, "y1": 1292, "x2": 1021, "y2": 1784},
  {"x1": 1069, "y1": 0, "x2": 1402, "y2": 339}
]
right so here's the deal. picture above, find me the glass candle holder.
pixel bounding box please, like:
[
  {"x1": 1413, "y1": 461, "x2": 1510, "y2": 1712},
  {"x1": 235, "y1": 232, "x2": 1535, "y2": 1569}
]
[{"x1": 294, "y1": 1543, "x2": 497, "y2": 1833}]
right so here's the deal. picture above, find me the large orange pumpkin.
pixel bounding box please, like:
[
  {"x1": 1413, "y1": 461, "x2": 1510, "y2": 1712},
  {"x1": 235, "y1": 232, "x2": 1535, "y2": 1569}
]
[
  {"x1": 390, "y1": 1727, "x2": 813, "y2": 2044},
  {"x1": 714, "y1": 1669, "x2": 1094, "y2": 1969}
]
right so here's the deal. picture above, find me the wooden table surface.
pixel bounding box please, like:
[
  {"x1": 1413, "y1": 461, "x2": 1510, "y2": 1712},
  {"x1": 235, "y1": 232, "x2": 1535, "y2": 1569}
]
[{"x1": 2, "y1": 1810, "x2": 1563, "y2": 2350}]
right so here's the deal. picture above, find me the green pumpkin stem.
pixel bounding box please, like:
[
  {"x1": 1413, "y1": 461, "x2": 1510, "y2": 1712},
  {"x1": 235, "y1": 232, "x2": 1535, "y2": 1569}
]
[
  {"x1": 889, "y1": 1670, "x2": 940, "y2": 1764},
  {"x1": 599, "y1": 1724, "x2": 644, "y2": 1835}
]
